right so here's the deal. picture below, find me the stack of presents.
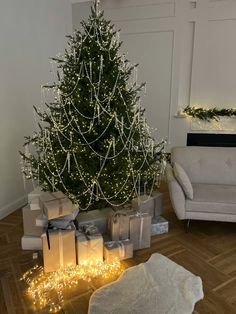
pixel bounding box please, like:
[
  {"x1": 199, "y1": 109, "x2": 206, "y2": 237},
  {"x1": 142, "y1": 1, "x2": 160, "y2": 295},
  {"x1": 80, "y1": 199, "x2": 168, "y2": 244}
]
[{"x1": 21, "y1": 188, "x2": 168, "y2": 273}]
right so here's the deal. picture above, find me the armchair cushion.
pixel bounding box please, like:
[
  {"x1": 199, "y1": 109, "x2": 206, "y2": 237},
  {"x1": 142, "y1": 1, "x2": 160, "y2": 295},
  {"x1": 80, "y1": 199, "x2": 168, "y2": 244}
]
[
  {"x1": 173, "y1": 162, "x2": 193, "y2": 200},
  {"x1": 186, "y1": 183, "x2": 236, "y2": 214}
]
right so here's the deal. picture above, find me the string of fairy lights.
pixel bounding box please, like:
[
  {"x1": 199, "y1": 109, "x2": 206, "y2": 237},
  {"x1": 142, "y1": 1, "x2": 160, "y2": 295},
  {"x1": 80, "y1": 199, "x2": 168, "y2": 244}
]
[
  {"x1": 21, "y1": 1, "x2": 166, "y2": 210},
  {"x1": 21, "y1": 260, "x2": 122, "y2": 313}
]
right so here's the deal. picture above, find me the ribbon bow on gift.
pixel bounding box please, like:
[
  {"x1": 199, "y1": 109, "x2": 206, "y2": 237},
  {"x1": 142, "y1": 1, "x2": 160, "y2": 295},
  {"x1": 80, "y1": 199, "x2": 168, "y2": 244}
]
[
  {"x1": 46, "y1": 220, "x2": 75, "y2": 250},
  {"x1": 78, "y1": 224, "x2": 98, "y2": 240}
]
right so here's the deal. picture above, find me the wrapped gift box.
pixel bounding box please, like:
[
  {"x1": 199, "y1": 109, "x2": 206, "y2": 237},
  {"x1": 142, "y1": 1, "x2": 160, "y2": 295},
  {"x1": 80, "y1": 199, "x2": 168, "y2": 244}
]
[
  {"x1": 132, "y1": 195, "x2": 155, "y2": 218},
  {"x1": 28, "y1": 187, "x2": 43, "y2": 210},
  {"x1": 22, "y1": 205, "x2": 44, "y2": 237},
  {"x1": 152, "y1": 192, "x2": 163, "y2": 216},
  {"x1": 76, "y1": 208, "x2": 113, "y2": 235},
  {"x1": 42, "y1": 229, "x2": 76, "y2": 273},
  {"x1": 76, "y1": 225, "x2": 103, "y2": 264},
  {"x1": 21, "y1": 235, "x2": 42, "y2": 250},
  {"x1": 151, "y1": 216, "x2": 168, "y2": 236},
  {"x1": 132, "y1": 193, "x2": 163, "y2": 218},
  {"x1": 108, "y1": 210, "x2": 130, "y2": 241},
  {"x1": 104, "y1": 240, "x2": 133, "y2": 262},
  {"x1": 40, "y1": 191, "x2": 73, "y2": 220},
  {"x1": 129, "y1": 212, "x2": 151, "y2": 250},
  {"x1": 36, "y1": 208, "x2": 79, "y2": 228}
]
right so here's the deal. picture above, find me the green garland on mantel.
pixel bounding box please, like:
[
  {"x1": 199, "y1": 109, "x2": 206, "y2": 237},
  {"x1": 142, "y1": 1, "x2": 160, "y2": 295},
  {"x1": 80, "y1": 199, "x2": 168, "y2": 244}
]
[{"x1": 183, "y1": 105, "x2": 236, "y2": 122}]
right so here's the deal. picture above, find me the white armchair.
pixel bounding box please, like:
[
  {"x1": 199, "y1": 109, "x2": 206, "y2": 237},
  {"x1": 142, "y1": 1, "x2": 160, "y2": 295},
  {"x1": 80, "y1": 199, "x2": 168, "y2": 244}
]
[{"x1": 166, "y1": 146, "x2": 236, "y2": 222}]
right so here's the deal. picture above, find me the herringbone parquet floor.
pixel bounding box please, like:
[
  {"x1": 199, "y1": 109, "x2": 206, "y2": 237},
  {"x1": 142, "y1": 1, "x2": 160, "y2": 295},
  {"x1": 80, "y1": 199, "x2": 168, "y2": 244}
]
[{"x1": 1, "y1": 183, "x2": 236, "y2": 313}]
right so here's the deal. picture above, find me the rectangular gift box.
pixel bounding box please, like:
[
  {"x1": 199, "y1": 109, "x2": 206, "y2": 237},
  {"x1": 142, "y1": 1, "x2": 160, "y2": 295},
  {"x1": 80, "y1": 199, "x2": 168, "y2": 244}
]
[
  {"x1": 152, "y1": 192, "x2": 163, "y2": 216},
  {"x1": 132, "y1": 195, "x2": 155, "y2": 218},
  {"x1": 42, "y1": 229, "x2": 76, "y2": 273},
  {"x1": 28, "y1": 187, "x2": 43, "y2": 210},
  {"x1": 22, "y1": 205, "x2": 44, "y2": 237},
  {"x1": 40, "y1": 191, "x2": 73, "y2": 220},
  {"x1": 108, "y1": 210, "x2": 130, "y2": 241},
  {"x1": 76, "y1": 225, "x2": 103, "y2": 264},
  {"x1": 129, "y1": 212, "x2": 151, "y2": 250},
  {"x1": 151, "y1": 216, "x2": 168, "y2": 236},
  {"x1": 35, "y1": 208, "x2": 79, "y2": 228},
  {"x1": 104, "y1": 240, "x2": 133, "y2": 262},
  {"x1": 21, "y1": 235, "x2": 42, "y2": 250},
  {"x1": 76, "y1": 208, "x2": 113, "y2": 235}
]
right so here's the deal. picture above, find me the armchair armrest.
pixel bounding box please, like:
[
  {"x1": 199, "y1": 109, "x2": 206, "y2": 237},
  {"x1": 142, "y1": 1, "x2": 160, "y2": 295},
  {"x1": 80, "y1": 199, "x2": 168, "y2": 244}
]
[{"x1": 166, "y1": 164, "x2": 186, "y2": 220}]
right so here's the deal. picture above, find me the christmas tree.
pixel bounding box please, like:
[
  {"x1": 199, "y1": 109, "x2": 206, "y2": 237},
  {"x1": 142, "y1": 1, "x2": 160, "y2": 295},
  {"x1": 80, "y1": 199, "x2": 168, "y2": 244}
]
[{"x1": 20, "y1": 1, "x2": 165, "y2": 210}]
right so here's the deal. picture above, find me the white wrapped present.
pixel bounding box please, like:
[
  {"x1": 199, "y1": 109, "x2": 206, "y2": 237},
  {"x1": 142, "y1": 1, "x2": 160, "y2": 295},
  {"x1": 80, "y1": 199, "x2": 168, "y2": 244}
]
[
  {"x1": 108, "y1": 210, "x2": 130, "y2": 241},
  {"x1": 21, "y1": 235, "x2": 42, "y2": 250},
  {"x1": 42, "y1": 228, "x2": 76, "y2": 273},
  {"x1": 28, "y1": 187, "x2": 43, "y2": 210},
  {"x1": 151, "y1": 216, "x2": 168, "y2": 236},
  {"x1": 36, "y1": 208, "x2": 79, "y2": 228},
  {"x1": 132, "y1": 195, "x2": 155, "y2": 218},
  {"x1": 76, "y1": 225, "x2": 103, "y2": 264},
  {"x1": 152, "y1": 192, "x2": 163, "y2": 216},
  {"x1": 129, "y1": 212, "x2": 152, "y2": 250},
  {"x1": 76, "y1": 208, "x2": 113, "y2": 235},
  {"x1": 132, "y1": 193, "x2": 163, "y2": 218},
  {"x1": 40, "y1": 191, "x2": 73, "y2": 220},
  {"x1": 22, "y1": 205, "x2": 43, "y2": 237},
  {"x1": 104, "y1": 240, "x2": 133, "y2": 262}
]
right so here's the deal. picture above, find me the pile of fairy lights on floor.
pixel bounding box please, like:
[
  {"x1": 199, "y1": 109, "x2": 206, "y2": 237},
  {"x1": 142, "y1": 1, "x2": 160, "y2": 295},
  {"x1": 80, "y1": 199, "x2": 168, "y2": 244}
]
[{"x1": 21, "y1": 259, "x2": 122, "y2": 313}]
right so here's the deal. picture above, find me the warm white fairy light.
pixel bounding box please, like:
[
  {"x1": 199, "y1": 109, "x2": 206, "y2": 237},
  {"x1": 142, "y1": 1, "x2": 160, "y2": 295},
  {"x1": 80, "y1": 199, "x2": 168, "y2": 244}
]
[{"x1": 21, "y1": 259, "x2": 122, "y2": 313}]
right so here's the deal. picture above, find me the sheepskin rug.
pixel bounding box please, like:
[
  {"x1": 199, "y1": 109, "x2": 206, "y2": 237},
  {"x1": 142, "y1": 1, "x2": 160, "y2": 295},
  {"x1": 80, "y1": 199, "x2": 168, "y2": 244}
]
[{"x1": 89, "y1": 253, "x2": 203, "y2": 314}]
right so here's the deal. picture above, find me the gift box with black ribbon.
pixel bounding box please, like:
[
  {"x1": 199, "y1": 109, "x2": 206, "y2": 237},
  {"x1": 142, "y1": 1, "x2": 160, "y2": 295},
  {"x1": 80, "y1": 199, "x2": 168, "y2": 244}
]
[
  {"x1": 129, "y1": 212, "x2": 152, "y2": 250},
  {"x1": 76, "y1": 224, "x2": 103, "y2": 265},
  {"x1": 41, "y1": 222, "x2": 76, "y2": 273},
  {"x1": 104, "y1": 240, "x2": 133, "y2": 262},
  {"x1": 40, "y1": 191, "x2": 73, "y2": 220},
  {"x1": 108, "y1": 210, "x2": 130, "y2": 241}
]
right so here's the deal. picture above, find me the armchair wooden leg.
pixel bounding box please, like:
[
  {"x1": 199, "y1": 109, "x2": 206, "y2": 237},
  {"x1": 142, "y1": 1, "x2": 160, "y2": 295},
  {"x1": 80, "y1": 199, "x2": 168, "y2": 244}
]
[{"x1": 185, "y1": 219, "x2": 191, "y2": 233}]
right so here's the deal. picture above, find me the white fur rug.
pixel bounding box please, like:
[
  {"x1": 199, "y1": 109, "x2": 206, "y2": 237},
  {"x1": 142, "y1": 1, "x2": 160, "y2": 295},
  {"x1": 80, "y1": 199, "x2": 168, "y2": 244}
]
[{"x1": 89, "y1": 253, "x2": 203, "y2": 314}]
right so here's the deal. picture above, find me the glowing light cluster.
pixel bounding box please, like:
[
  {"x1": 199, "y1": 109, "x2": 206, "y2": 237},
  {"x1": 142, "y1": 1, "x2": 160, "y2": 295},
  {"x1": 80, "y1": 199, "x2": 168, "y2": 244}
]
[{"x1": 21, "y1": 260, "x2": 122, "y2": 313}]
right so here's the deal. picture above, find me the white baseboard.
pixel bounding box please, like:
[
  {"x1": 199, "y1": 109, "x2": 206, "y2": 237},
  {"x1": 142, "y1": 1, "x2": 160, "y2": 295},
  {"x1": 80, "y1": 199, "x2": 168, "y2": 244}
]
[{"x1": 0, "y1": 195, "x2": 27, "y2": 220}]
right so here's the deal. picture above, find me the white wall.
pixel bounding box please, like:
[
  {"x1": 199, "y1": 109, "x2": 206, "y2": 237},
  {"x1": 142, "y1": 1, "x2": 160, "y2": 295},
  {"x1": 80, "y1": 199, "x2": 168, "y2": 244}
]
[
  {"x1": 0, "y1": 0, "x2": 72, "y2": 219},
  {"x1": 72, "y1": 0, "x2": 236, "y2": 148}
]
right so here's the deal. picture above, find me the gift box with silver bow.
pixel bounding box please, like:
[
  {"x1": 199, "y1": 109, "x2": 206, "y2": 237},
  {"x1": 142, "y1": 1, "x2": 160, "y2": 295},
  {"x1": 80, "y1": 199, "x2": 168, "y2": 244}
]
[
  {"x1": 129, "y1": 212, "x2": 152, "y2": 250},
  {"x1": 108, "y1": 210, "x2": 131, "y2": 241},
  {"x1": 104, "y1": 240, "x2": 133, "y2": 262},
  {"x1": 40, "y1": 191, "x2": 73, "y2": 220},
  {"x1": 76, "y1": 224, "x2": 103, "y2": 265},
  {"x1": 151, "y1": 216, "x2": 168, "y2": 236}
]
